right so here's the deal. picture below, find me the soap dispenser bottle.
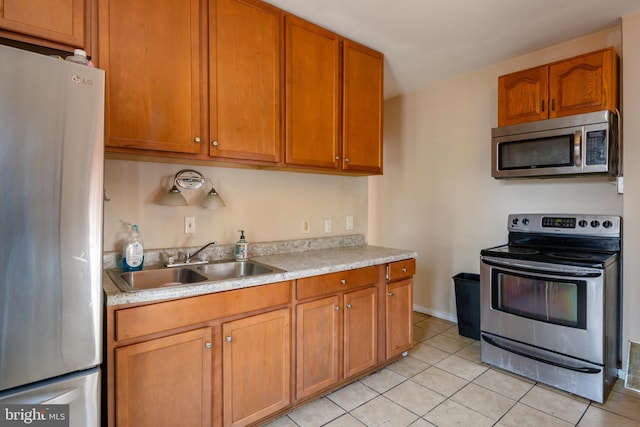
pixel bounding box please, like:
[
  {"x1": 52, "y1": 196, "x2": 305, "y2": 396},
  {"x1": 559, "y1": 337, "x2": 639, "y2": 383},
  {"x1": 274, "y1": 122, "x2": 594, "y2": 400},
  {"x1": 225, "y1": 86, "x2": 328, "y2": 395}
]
[
  {"x1": 235, "y1": 230, "x2": 248, "y2": 261},
  {"x1": 122, "y1": 223, "x2": 144, "y2": 271}
]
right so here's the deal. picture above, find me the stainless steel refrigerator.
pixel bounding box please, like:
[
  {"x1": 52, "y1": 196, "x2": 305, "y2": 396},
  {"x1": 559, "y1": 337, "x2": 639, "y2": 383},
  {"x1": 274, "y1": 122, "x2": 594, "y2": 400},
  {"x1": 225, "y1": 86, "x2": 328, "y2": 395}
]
[{"x1": 0, "y1": 44, "x2": 104, "y2": 426}]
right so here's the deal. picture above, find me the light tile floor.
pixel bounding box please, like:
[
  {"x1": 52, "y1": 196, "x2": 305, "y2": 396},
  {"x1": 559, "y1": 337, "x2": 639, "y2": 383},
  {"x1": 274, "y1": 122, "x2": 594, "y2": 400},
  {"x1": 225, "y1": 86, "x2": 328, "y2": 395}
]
[{"x1": 266, "y1": 312, "x2": 640, "y2": 427}]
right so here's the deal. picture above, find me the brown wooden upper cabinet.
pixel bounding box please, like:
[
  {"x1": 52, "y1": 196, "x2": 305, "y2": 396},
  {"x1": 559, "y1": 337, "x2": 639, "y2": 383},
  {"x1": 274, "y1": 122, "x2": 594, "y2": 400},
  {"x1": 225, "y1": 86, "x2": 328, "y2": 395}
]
[
  {"x1": 98, "y1": 0, "x2": 383, "y2": 175},
  {"x1": 100, "y1": 0, "x2": 282, "y2": 160},
  {"x1": 98, "y1": 0, "x2": 204, "y2": 154},
  {"x1": 209, "y1": 0, "x2": 282, "y2": 164},
  {"x1": 342, "y1": 40, "x2": 383, "y2": 174},
  {"x1": 285, "y1": 15, "x2": 341, "y2": 170},
  {"x1": 498, "y1": 47, "x2": 619, "y2": 127},
  {"x1": 0, "y1": 0, "x2": 85, "y2": 49},
  {"x1": 285, "y1": 15, "x2": 383, "y2": 174}
]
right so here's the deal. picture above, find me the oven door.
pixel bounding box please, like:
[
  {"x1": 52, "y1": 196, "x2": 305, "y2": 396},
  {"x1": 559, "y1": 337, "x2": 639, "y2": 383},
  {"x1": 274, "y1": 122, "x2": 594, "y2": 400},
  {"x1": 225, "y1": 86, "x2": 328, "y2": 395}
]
[{"x1": 480, "y1": 256, "x2": 604, "y2": 364}]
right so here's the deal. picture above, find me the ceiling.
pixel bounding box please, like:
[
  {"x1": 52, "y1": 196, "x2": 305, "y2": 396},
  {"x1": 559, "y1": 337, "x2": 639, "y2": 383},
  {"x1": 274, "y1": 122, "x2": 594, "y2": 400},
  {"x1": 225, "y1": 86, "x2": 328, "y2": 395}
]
[{"x1": 265, "y1": 0, "x2": 640, "y2": 99}]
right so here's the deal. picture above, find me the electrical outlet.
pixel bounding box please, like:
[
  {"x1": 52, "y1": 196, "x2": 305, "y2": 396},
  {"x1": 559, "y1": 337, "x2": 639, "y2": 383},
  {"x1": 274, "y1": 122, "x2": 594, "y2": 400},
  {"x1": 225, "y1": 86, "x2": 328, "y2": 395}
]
[
  {"x1": 346, "y1": 215, "x2": 354, "y2": 230},
  {"x1": 617, "y1": 176, "x2": 624, "y2": 194},
  {"x1": 301, "y1": 219, "x2": 310, "y2": 234},
  {"x1": 324, "y1": 219, "x2": 332, "y2": 233},
  {"x1": 185, "y1": 216, "x2": 196, "y2": 234}
]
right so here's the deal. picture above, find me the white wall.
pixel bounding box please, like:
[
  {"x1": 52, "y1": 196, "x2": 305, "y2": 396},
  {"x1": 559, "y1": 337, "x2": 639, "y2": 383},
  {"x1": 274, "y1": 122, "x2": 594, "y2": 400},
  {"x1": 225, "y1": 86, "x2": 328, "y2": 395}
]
[
  {"x1": 369, "y1": 28, "x2": 624, "y2": 321},
  {"x1": 104, "y1": 160, "x2": 368, "y2": 251},
  {"x1": 622, "y1": 12, "x2": 640, "y2": 371}
]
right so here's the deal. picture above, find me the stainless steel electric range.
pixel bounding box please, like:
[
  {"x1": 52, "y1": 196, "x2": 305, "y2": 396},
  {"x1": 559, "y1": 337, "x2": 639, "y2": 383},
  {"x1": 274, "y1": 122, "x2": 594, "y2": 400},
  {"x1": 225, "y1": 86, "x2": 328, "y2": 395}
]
[{"x1": 480, "y1": 213, "x2": 621, "y2": 403}]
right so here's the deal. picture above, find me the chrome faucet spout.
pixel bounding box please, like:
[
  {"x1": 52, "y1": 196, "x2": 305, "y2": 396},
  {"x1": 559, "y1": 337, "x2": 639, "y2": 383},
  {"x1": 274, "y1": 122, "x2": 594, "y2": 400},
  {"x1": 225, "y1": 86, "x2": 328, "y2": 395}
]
[{"x1": 185, "y1": 241, "x2": 218, "y2": 263}]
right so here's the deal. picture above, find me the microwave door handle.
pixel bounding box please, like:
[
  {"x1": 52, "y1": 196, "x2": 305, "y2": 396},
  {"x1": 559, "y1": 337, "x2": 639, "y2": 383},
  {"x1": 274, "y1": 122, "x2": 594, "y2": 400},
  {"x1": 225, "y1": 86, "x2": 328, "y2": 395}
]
[{"x1": 574, "y1": 129, "x2": 582, "y2": 168}]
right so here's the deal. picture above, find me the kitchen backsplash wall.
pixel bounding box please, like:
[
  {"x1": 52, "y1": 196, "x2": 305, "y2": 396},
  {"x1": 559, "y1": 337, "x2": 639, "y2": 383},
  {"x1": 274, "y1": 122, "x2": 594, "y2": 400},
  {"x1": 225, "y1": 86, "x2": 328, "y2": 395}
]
[{"x1": 103, "y1": 159, "x2": 368, "y2": 251}]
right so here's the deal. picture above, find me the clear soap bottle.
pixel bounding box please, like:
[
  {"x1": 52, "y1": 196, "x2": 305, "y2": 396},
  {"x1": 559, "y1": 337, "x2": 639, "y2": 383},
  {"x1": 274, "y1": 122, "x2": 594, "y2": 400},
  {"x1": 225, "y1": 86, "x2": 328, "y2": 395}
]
[
  {"x1": 235, "y1": 230, "x2": 248, "y2": 261},
  {"x1": 122, "y1": 224, "x2": 144, "y2": 271}
]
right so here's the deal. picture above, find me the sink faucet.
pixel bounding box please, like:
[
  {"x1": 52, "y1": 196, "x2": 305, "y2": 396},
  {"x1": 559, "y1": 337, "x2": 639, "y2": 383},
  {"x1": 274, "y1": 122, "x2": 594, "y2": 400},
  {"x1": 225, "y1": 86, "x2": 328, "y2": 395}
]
[
  {"x1": 165, "y1": 241, "x2": 217, "y2": 267},
  {"x1": 185, "y1": 241, "x2": 218, "y2": 264}
]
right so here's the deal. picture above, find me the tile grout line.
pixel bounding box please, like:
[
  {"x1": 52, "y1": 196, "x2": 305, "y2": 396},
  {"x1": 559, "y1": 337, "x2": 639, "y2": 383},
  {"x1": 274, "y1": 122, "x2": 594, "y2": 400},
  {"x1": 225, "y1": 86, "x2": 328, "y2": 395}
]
[{"x1": 274, "y1": 313, "x2": 640, "y2": 426}]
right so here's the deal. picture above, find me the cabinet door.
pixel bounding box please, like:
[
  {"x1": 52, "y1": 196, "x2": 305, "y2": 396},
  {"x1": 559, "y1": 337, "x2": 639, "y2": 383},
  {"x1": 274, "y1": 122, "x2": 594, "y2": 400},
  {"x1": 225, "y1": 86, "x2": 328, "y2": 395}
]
[
  {"x1": 344, "y1": 286, "x2": 377, "y2": 378},
  {"x1": 210, "y1": 0, "x2": 282, "y2": 163},
  {"x1": 285, "y1": 15, "x2": 340, "y2": 169},
  {"x1": 222, "y1": 308, "x2": 290, "y2": 427},
  {"x1": 115, "y1": 328, "x2": 213, "y2": 427},
  {"x1": 549, "y1": 48, "x2": 618, "y2": 119},
  {"x1": 0, "y1": 0, "x2": 84, "y2": 48},
  {"x1": 386, "y1": 278, "x2": 413, "y2": 359},
  {"x1": 99, "y1": 0, "x2": 203, "y2": 154},
  {"x1": 296, "y1": 295, "x2": 340, "y2": 400},
  {"x1": 498, "y1": 65, "x2": 548, "y2": 127},
  {"x1": 342, "y1": 40, "x2": 383, "y2": 174}
]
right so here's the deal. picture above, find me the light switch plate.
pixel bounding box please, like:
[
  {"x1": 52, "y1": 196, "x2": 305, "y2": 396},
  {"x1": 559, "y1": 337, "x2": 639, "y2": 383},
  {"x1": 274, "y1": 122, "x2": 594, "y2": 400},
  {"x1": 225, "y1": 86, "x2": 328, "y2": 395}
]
[{"x1": 324, "y1": 219, "x2": 332, "y2": 233}]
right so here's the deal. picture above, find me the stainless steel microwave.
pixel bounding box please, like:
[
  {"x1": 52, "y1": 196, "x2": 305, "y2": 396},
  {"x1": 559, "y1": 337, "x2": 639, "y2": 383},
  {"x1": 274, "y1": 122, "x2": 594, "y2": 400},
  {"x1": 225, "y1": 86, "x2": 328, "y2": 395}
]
[{"x1": 491, "y1": 110, "x2": 619, "y2": 179}]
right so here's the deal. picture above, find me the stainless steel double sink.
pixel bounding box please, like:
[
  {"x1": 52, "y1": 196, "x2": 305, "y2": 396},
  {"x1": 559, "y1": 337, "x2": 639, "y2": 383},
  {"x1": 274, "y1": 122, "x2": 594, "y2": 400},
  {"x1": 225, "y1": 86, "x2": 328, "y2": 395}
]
[{"x1": 107, "y1": 260, "x2": 284, "y2": 292}]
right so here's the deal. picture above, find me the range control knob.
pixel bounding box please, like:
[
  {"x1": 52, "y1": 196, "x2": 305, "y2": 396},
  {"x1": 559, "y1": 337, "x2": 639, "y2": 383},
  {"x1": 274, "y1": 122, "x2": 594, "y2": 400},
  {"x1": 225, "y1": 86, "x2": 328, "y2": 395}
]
[
  {"x1": 591, "y1": 220, "x2": 600, "y2": 228},
  {"x1": 512, "y1": 218, "x2": 519, "y2": 225},
  {"x1": 603, "y1": 220, "x2": 613, "y2": 228},
  {"x1": 522, "y1": 218, "x2": 530, "y2": 225},
  {"x1": 578, "y1": 220, "x2": 588, "y2": 228}
]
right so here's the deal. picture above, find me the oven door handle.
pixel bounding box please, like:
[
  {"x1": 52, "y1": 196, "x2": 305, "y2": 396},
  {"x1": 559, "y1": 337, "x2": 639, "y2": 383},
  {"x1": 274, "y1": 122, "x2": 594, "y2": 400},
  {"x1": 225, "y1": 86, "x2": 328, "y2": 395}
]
[
  {"x1": 481, "y1": 258, "x2": 603, "y2": 278},
  {"x1": 482, "y1": 334, "x2": 601, "y2": 374}
]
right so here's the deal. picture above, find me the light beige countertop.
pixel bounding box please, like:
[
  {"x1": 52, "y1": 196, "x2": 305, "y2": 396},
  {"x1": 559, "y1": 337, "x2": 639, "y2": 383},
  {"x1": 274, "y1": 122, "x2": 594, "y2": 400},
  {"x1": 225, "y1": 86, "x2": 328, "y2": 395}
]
[{"x1": 103, "y1": 235, "x2": 417, "y2": 306}]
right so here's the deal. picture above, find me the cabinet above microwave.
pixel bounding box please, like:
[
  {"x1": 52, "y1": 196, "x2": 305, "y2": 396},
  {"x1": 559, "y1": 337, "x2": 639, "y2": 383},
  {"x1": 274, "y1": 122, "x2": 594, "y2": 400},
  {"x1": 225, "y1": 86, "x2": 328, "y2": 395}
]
[
  {"x1": 491, "y1": 110, "x2": 618, "y2": 179},
  {"x1": 497, "y1": 47, "x2": 619, "y2": 127}
]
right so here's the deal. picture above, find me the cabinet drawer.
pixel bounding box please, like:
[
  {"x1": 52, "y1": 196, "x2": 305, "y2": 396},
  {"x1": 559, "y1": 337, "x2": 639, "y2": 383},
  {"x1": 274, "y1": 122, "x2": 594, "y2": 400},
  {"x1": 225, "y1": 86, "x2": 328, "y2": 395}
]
[
  {"x1": 296, "y1": 266, "x2": 379, "y2": 300},
  {"x1": 115, "y1": 281, "x2": 291, "y2": 341},
  {"x1": 387, "y1": 259, "x2": 415, "y2": 282}
]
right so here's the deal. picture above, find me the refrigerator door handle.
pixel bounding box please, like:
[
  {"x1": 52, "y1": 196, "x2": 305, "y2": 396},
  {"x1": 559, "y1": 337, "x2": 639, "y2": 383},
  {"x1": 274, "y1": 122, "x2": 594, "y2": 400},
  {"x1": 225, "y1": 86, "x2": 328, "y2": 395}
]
[{"x1": 41, "y1": 388, "x2": 82, "y2": 404}]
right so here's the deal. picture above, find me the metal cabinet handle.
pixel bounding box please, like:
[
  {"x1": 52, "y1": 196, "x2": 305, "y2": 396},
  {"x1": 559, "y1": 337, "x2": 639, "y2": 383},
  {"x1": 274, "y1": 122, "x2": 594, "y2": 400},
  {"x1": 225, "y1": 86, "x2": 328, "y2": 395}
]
[
  {"x1": 194, "y1": 137, "x2": 201, "y2": 143},
  {"x1": 340, "y1": 279, "x2": 347, "y2": 285},
  {"x1": 212, "y1": 140, "x2": 219, "y2": 146},
  {"x1": 335, "y1": 156, "x2": 340, "y2": 160},
  {"x1": 335, "y1": 306, "x2": 340, "y2": 311},
  {"x1": 551, "y1": 99, "x2": 556, "y2": 111},
  {"x1": 346, "y1": 303, "x2": 352, "y2": 309},
  {"x1": 401, "y1": 267, "x2": 407, "y2": 273},
  {"x1": 388, "y1": 292, "x2": 393, "y2": 297},
  {"x1": 225, "y1": 336, "x2": 232, "y2": 343},
  {"x1": 205, "y1": 342, "x2": 213, "y2": 349},
  {"x1": 345, "y1": 158, "x2": 350, "y2": 163}
]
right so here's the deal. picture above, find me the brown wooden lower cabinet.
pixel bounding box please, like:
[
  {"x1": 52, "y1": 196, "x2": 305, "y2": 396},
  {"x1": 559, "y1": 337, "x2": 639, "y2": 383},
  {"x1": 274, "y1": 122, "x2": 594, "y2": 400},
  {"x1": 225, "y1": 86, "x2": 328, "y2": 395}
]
[
  {"x1": 293, "y1": 264, "x2": 382, "y2": 403},
  {"x1": 107, "y1": 261, "x2": 415, "y2": 426},
  {"x1": 296, "y1": 285, "x2": 378, "y2": 401},
  {"x1": 386, "y1": 278, "x2": 414, "y2": 358},
  {"x1": 295, "y1": 295, "x2": 341, "y2": 399},
  {"x1": 343, "y1": 287, "x2": 378, "y2": 378},
  {"x1": 222, "y1": 308, "x2": 291, "y2": 427},
  {"x1": 115, "y1": 327, "x2": 213, "y2": 427},
  {"x1": 386, "y1": 259, "x2": 416, "y2": 359}
]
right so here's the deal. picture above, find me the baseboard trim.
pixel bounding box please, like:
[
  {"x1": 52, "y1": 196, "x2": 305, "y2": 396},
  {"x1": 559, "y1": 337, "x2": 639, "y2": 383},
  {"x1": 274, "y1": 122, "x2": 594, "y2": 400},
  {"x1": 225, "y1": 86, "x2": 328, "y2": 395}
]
[{"x1": 413, "y1": 304, "x2": 457, "y2": 323}]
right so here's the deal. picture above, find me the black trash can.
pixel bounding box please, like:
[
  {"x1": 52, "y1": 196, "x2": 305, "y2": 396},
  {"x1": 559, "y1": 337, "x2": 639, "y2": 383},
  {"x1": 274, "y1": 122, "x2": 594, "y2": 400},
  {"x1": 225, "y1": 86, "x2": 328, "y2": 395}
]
[{"x1": 452, "y1": 273, "x2": 480, "y2": 340}]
